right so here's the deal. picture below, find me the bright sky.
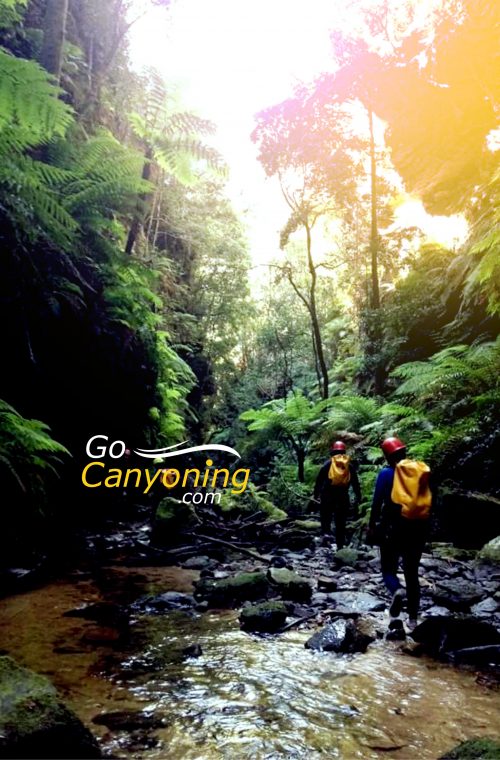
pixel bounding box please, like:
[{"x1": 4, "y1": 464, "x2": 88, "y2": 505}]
[{"x1": 129, "y1": 0, "x2": 468, "y2": 269}]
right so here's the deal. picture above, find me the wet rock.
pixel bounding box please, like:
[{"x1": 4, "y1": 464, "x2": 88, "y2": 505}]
[
  {"x1": 0, "y1": 655, "x2": 101, "y2": 758},
  {"x1": 92, "y1": 710, "x2": 166, "y2": 731},
  {"x1": 425, "y1": 605, "x2": 452, "y2": 617},
  {"x1": 432, "y1": 579, "x2": 486, "y2": 611},
  {"x1": 239, "y1": 601, "x2": 289, "y2": 633},
  {"x1": 63, "y1": 602, "x2": 129, "y2": 630},
  {"x1": 267, "y1": 568, "x2": 313, "y2": 602},
  {"x1": 182, "y1": 643, "x2": 203, "y2": 658},
  {"x1": 479, "y1": 536, "x2": 500, "y2": 563},
  {"x1": 193, "y1": 571, "x2": 270, "y2": 608},
  {"x1": 317, "y1": 576, "x2": 338, "y2": 592},
  {"x1": 471, "y1": 597, "x2": 499, "y2": 617},
  {"x1": 305, "y1": 617, "x2": 374, "y2": 653},
  {"x1": 448, "y1": 644, "x2": 500, "y2": 666},
  {"x1": 269, "y1": 556, "x2": 288, "y2": 568},
  {"x1": 326, "y1": 591, "x2": 386, "y2": 616},
  {"x1": 440, "y1": 738, "x2": 500, "y2": 758},
  {"x1": 131, "y1": 591, "x2": 195, "y2": 614},
  {"x1": 410, "y1": 615, "x2": 500, "y2": 657},
  {"x1": 181, "y1": 556, "x2": 214, "y2": 570},
  {"x1": 276, "y1": 528, "x2": 315, "y2": 551}
]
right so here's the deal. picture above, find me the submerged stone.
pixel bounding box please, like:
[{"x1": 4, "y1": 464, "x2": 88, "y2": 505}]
[
  {"x1": 131, "y1": 591, "x2": 195, "y2": 614},
  {"x1": 239, "y1": 601, "x2": 289, "y2": 633}
]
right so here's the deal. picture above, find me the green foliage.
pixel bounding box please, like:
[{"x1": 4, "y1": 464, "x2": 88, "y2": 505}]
[
  {"x1": 241, "y1": 392, "x2": 328, "y2": 442},
  {"x1": 0, "y1": 400, "x2": 69, "y2": 512}
]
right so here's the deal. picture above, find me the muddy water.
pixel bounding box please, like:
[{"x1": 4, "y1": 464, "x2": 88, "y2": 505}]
[{"x1": 0, "y1": 566, "x2": 499, "y2": 759}]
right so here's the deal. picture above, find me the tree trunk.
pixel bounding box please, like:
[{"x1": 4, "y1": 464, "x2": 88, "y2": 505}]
[
  {"x1": 125, "y1": 145, "x2": 154, "y2": 256},
  {"x1": 368, "y1": 107, "x2": 385, "y2": 395},
  {"x1": 305, "y1": 222, "x2": 329, "y2": 399},
  {"x1": 297, "y1": 448, "x2": 305, "y2": 483},
  {"x1": 368, "y1": 107, "x2": 380, "y2": 312},
  {"x1": 40, "y1": 0, "x2": 69, "y2": 83}
]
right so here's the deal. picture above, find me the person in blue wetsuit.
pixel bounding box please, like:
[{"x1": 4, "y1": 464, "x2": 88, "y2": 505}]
[
  {"x1": 313, "y1": 440, "x2": 361, "y2": 549},
  {"x1": 367, "y1": 436, "x2": 429, "y2": 630}
]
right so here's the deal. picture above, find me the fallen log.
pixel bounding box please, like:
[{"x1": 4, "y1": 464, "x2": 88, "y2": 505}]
[{"x1": 193, "y1": 533, "x2": 269, "y2": 563}]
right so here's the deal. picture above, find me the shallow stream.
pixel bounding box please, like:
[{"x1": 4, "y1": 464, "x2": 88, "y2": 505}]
[{"x1": 0, "y1": 565, "x2": 499, "y2": 759}]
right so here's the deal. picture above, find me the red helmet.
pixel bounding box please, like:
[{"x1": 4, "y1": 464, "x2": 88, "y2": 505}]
[
  {"x1": 330, "y1": 441, "x2": 346, "y2": 452},
  {"x1": 381, "y1": 437, "x2": 406, "y2": 456}
]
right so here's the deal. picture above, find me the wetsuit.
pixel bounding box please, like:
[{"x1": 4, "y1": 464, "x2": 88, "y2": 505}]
[
  {"x1": 313, "y1": 460, "x2": 361, "y2": 549},
  {"x1": 369, "y1": 466, "x2": 430, "y2": 620}
]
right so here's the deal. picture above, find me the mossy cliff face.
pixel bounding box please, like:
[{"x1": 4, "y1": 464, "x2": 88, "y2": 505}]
[{"x1": 0, "y1": 656, "x2": 101, "y2": 759}]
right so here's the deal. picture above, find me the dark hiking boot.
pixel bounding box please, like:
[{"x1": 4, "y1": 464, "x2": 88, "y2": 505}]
[
  {"x1": 386, "y1": 619, "x2": 406, "y2": 641},
  {"x1": 389, "y1": 588, "x2": 405, "y2": 618}
]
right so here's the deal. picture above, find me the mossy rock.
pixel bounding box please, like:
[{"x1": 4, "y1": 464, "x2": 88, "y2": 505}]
[
  {"x1": 267, "y1": 567, "x2": 313, "y2": 602},
  {"x1": 439, "y1": 738, "x2": 500, "y2": 758},
  {"x1": 152, "y1": 497, "x2": 199, "y2": 546},
  {"x1": 334, "y1": 548, "x2": 362, "y2": 567},
  {"x1": 193, "y1": 571, "x2": 270, "y2": 608},
  {"x1": 291, "y1": 519, "x2": 321, "y2": 532},
  {"x1": 479, "y1": 537, "x2": 500, "y2": 563},
  {"x1": 431, "y1": 543, "x2": 478, "y2": 562},
  {"x1": 239, "y1": 601, "x2": 289, "y2": 633},
  {"x1": 0, "y1": 656, "x2": 101, "y2": 758}
]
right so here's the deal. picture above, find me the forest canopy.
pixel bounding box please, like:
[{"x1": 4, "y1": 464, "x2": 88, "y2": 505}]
[{"x1": 0, "y1": 0, "x2": 498, "y2": 559}]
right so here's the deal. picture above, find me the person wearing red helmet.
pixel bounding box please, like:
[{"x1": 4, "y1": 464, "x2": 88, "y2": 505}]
[
  {"x1": 368, "y1": 436, "x2": 431, "y2": 631},
  {"x1": 312, "y1": 440, "x2": 362, "y2": 549}
]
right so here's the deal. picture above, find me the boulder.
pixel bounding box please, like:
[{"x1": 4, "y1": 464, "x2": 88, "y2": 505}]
[
  {"x1": 439, "y1": 738, "x2": 500, "y2": 759},
  {"x1": 470, "y1": 598, "x2": 499, "y2": 617},
  {"x1": 432, "y1": 579, "x2": 485, "y2": 611},
  {"x1": 131, "y1": 591, "x2": 195, "y2": 614},
  {"x1": 267, "y1": 568, "x2": 312, "y2": 602},
  {"x1": 182, "y1": 644, "x2": 203, "y2": 658},
  {"x1": 239, "y1": 601, "x2": 289, "y2": 633},
  {"x1": 448, "y1": 645, "x2": 500, "y2": 666},
  {"x1": 0, "y1": 656, "x2": 101, "y2": 758},
  {"x1": 333, "y1": 548, "x2": 362, "y2": 567},
  {"x1": 410, "y1": 616, "x2": 500, "y2": 658},
  {"x1": 479, "y1": 536, "x2": 500, "y2": 563},
  {"x1": 326, "y1": 591, "x2": 385, "y2": 616},
  {"x1": 193, "y1": 571, "x2": 270, "y2": 608},
  {"x1": 305, "y1": 617, "x2": 374, "y2": 653}
]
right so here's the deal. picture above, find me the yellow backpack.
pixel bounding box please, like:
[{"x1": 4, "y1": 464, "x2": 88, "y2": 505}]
[
  {"x1": 391, "y1": 459, "x2": 432, "y2": 520},
  {"x1": 328, "y1": 454, "x2": 351, "y2": 486}
]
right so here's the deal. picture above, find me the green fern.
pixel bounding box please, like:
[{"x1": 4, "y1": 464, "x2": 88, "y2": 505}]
[{"x1": 0, "y1": 400, "x2": 70, "y2": 512}]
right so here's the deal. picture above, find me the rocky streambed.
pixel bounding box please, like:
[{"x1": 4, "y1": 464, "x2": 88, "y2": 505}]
[{"x1": 1, "y1": 526, "x2": 500, "y2": 758}]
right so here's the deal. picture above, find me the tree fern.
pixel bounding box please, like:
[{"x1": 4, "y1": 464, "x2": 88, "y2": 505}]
[{"x1": 0, "y1": 399, "x2": 69, "y2": 512}]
